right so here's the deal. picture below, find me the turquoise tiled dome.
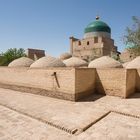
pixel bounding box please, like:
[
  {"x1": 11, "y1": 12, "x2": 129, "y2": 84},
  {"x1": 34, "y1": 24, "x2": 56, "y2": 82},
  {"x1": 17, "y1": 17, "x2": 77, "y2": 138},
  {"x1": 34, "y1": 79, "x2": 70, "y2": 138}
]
[{"x1": 84, "y1": 19, "x2": 111, "y2": 33}]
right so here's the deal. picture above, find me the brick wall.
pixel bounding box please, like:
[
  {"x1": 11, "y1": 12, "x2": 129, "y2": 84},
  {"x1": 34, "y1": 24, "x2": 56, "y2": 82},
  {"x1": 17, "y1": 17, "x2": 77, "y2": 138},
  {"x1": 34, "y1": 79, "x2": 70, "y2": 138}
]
[
  {"x1": 27, "y1": 48, "x2": 45, "y2": 60},
  {"x1": 75, "y1": 68, "x2": 96, "y2": 100},
  {"x1": 126, "y1": 69, "x2": 136, "y2": 97},
  {"x1": 136, "y1": 69, "x2": 140, "y2": 92},
  {"x1": 0, "y1": 67, "x2": 75, "y2": 100},
  {"x1": 95, "y1": 68, "x2": 136, "y2": 98},
  {"x1": 0, "y1": 67, "x2": 96, "y2": 101},
  {"x1": 71, "y1": 36, "x2": 117, "y2": 62},
  {"x1": 0, "y1": 67, "x2": 138, "y2": 100}
]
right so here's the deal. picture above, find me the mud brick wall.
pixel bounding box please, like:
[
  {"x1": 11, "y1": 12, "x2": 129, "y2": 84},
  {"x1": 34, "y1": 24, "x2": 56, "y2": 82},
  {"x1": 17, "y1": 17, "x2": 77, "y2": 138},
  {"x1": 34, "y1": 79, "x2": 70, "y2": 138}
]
[
  {"x1": 27, "y1": 48, "x2": 45, "y2": 60},
  {"x1": 126, "y1": 69, "x2": 136, "y2": 97},
  {"x1": 95, "y1": 69, "x2": 136, "y2": 98},
  {"x1": 0, "y1": 67, "x2": 75, "y2": 100},
  {"x1": 0, "y1": 67, "x2": 96, "y2": 101},
  {"x1": 75, "y1": 68, "x2": 96, "y2": 100},
  {"x1": 0, "y1": 67, "x2": 137, "y2": 100},
  {"x1": 136, "y1": 69, "x2": 140, "y2": 92}
]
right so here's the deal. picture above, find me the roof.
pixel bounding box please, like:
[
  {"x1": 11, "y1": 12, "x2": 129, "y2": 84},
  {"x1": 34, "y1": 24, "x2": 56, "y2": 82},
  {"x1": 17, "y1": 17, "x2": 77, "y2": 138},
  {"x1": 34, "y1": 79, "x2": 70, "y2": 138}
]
[
  {"x1": 125, "y1": 56, "x2": 140, "y2": 69},
  {"x1": 30, "y1": 56, "x2": 65, "y2": 68},
  {"x1": 8, "y1": 57, "x2": 34, "y2": 67},
  {"x1": 59, "y1": 53, "x2": 72, "y2": 60},
  {"x1": 63, "y1": 57, "x2": 88, "y2": 67},
  {"x1": 88, "y1": 56, "x2": 122, "y2": 68},
  {"x1": 84, "y1": 20, "x2": 111, "y2": 34}
]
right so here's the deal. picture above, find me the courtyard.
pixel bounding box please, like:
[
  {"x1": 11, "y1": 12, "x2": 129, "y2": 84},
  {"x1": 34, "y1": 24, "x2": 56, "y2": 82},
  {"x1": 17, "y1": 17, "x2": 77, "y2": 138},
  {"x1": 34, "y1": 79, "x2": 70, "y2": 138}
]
[{"x1": 0, "y1": 88, "x2": 140, "y2": 140}]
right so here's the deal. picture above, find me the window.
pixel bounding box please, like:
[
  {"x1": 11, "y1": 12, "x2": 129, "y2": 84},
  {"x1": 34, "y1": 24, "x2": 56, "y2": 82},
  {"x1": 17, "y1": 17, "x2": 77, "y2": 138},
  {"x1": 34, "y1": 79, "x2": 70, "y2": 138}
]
[
  {"x1": 87, "y1": 41, "x2": 89, "y2": 45},
  {"x1": 94, "y1": 37, "x2": 98, "y2": 43}
]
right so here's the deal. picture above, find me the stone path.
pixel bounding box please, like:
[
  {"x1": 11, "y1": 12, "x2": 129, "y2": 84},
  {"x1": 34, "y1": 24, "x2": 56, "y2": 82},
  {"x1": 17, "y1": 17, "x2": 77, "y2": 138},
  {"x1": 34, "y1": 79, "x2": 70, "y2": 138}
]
[{"x1": 0, "y1": 88, "x2": 140, "y2": 139}]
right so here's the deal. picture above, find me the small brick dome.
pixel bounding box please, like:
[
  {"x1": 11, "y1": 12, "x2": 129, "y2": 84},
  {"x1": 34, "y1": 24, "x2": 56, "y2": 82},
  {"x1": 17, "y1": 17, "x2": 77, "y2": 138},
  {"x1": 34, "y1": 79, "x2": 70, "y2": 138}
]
[
  {"x1": 88, "y1": 56, "x2": 122, "y2": 68},
  {"x1": 59, "y1": 53, "x2": 72, "y2": 60},
  {"x1": 30, "y1": 56, "x2": 65, "y2": 68},
  {"x1": 63, "y1": 57, "x2": 88, "y2": 67},
  {"x1": 125, "y1": 56, "x2": 140, "y2": 69},
  {"x1": 8, "y1": 57, "x2": 34, "y2": 67}
]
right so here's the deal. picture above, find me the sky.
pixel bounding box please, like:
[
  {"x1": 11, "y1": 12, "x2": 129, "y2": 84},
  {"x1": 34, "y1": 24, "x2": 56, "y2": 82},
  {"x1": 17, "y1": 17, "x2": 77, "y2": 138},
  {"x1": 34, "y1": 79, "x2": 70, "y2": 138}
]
[{"x1": 0, "y1": 0, "x2": 139, "y2": 57}]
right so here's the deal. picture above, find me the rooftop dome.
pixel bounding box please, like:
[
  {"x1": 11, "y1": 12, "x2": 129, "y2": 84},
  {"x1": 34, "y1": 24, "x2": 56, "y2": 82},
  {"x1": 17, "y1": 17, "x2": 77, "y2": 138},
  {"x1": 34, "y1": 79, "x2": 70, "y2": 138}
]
[
  {"x1": 84, "y1": 18, "x2": 111, "y2": 34},
  {"x1": 84, "y1": 17, "x2": 111, "y2": 39},
  {"x1": 125, "y1": 56, "x2": 140, "y2": 69},
  {"x1": 30, "y1": 56, "x2": 65, "y2": 68},
  {"x1": 122, "y1": 62, "x2": 130, "y2": 68},
  {"x1": 88, "y1": 56, "x2": 122, "y2": 68},
  {"x1": 59, "y1": 52, "x2": 72, "y2": 60},
  {"x1": 63, "y1": 57, "x2": 88, "y2": 67},
  {"x1": 8, "y1": 57, "x2": 34, "y2": 67}
]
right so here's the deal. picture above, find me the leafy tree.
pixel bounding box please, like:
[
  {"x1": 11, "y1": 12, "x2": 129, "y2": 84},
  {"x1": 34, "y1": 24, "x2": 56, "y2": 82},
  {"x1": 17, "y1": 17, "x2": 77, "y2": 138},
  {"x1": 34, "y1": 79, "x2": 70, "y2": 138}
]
[
  {"x1": 0, "y1": 48, "x2": 26, "y2": 66},
  {"x1": 123, "y1": 16, "x2": 140, "y2": 56}
]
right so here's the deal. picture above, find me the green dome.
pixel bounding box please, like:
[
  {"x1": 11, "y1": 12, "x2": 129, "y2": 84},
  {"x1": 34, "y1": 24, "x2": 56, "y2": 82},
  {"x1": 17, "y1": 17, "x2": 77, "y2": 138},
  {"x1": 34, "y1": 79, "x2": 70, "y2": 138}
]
[{"x1": 84, "y1": 20, "x2": 111, "y2": 34}]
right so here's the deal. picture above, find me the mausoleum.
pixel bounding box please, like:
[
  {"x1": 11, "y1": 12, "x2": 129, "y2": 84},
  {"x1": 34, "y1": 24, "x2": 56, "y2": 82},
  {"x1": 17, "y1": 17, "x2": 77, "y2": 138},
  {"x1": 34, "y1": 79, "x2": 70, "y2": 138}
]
[{"x1": 70, "y1": 16, "x2": 118, "y2": 62}]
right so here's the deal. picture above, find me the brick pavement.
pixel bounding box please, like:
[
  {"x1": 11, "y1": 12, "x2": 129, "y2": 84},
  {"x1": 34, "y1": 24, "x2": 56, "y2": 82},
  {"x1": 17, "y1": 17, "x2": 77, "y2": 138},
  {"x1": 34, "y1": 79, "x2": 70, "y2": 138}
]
[{"x1": 0, "y1": 88, "x2": 140, "y2": 139}]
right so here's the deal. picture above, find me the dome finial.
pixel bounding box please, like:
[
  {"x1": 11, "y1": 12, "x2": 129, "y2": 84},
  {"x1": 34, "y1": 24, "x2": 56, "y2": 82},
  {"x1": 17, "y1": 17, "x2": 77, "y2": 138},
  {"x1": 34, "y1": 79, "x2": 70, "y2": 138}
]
[{"x1": 96, "y1": 15, "x2": 100, "y2": 20}]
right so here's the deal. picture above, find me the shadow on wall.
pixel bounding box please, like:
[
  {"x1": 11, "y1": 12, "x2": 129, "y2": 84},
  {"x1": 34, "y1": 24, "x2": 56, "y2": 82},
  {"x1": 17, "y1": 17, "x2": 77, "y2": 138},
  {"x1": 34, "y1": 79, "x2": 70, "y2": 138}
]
[
  {"x1": 78, "y1": 70, "x2": 105, "y2": 102},
  {"x1": 136, "y1": 70, "x2": 140, "y2": 92},
  {"x1": 94, "y1": 68, "x2": 138, "y2": 98},
  {"x1": 129, "y1": 69, "x2": 140, "y2": 98},
  {"x1": 95, "y1": 70, "x2": 106, "y2": 95},
  {"x1": 82, "y1": 68, "x2": 140, "y2": 101}
]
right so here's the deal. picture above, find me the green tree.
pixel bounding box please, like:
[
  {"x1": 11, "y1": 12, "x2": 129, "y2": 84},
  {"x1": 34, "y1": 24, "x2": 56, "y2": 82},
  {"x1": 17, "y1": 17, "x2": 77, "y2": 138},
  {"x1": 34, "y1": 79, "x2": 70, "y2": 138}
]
[
  {"x1": 0, "y1": 48, "x2": 26, "y2": 66},
  {"x1": 123, "y1": 16, "x2": 140, "y2": 56}
]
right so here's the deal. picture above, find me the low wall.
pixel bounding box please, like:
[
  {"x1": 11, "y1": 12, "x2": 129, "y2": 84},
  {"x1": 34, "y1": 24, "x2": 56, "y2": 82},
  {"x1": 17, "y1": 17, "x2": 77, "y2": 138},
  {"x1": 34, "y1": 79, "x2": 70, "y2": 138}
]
[
  {"x1": 136, "y1": 69, "x2": 140, "y2": 92},
  {"x1": 0, "y1": 67, "x2": 137, "y2": 100},
  {"x1": 0, "y1": 67, "x2": 96, "y2": 101},
  {"x1": 95, "y1": 68, "x2": 136, "y2": 98},
  {"x1": 126, "y1": 69, "x2": 136, "y2": 97},
  {"x1": 75, "y1": 68, "x2": 96, "y2": 100}
]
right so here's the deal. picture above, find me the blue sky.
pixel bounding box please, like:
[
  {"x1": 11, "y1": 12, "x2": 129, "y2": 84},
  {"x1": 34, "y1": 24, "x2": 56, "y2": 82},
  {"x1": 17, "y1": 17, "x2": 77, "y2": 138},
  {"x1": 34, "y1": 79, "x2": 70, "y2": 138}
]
[{"x1": 0, "y1": 0, "x2": 139, "y2": 56}]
